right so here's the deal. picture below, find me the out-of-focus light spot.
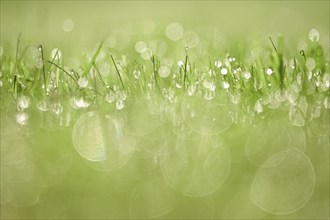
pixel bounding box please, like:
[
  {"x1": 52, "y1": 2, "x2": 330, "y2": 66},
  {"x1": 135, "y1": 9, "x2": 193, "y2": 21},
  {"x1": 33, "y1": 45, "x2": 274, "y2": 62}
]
[
  {"x1": 0, "y1": 46, "x2": 3, "y2": 57},
  {"x1": 135, "y1": 41, "x2": 147, "y2": 53},
  {"x1": 16, "y1": 112, "x2": 29, "y2": 125},
  {"x1": 306, "y1": 58, "x2": 316, "y2": 71},
  {"x1": 17, "y1": 96, "x2": 31, "y2": 110},
  {"x1": 165, "y1": 23, "x2": 184, "y2": 41},
  {"x1": 62, "y1": 19, "x2": 74, "y2": 32},
  {"x1": 158, "y1": 66, "x2": 171, "y2": 78},
  {"x1": 50, "y1": 48, "x2": 62, "y2": 60},
  {"x1": 182, "y1": 31, "x2": 199, "y2": 48},
  {"x1": 309, "y1": 29, "x2": 320, "y2": 42},
  {"x1": 177, "y1": 60, "x2": 184, "y2": 67},
  {"x1": 140, "y1": 48, "x2": 153, "y2": 60}
]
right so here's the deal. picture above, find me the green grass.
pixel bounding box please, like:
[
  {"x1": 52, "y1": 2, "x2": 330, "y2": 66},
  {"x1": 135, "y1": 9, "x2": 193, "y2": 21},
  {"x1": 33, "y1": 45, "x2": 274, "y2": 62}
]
[
  {"x1": 1, "y1": 30, "x2": 329, "y2": 124},
  {"x1": 0, "y1": 1, "x2": 329, "y2": 218}
]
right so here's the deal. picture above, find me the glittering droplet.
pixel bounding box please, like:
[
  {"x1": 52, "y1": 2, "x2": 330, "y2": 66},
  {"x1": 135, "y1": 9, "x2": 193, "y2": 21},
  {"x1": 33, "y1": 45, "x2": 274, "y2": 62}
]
[
  {"x1": 223, "y1": 81, "x2": 230, "y2": 89},
  {"x1": 116, "y1": 100, "x2": 125, "y2": 110},
  {"x1": 214, "y1": 60, "x2": 222, "y2": 68},
  {"x1": 16, "y1": 112, "x2": 29, "y2": 125},
  {"x1": 17, "y1": 96, "x2": 30, "y2": 110},
  {"x1": 243, "y1": 71, "x2": 251, "y2": 80},
  {"x1": 221, "y1": 68, "x2": 228, "y2": 75},
  {"x1": 50, "y1": 48, "x2": 62, "y2": 60},
  {"x1": 77, "y1": 77, "x2": 88, "y2": 88},
  {"x1": 266, "y1": 68, "x2": 273, "y2": 75},
  {"x1": 37, "y1": 100, "x2": 49, "y2": 111},
  {"x1": 133, "y1": 69, "x2": 141, "y2": 79},
  {"x1": 254, "y1": 100, "x2": 263, "y2": 114}
]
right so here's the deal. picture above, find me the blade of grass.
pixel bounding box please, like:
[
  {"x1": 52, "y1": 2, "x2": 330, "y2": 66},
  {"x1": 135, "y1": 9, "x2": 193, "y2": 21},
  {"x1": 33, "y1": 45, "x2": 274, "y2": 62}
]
[
  {"x1": 83, "y1": 42, "x2": 103, "y2": 77},
  {"x1": 110, "y1": 54, "x2": 125, "y2": 90}
]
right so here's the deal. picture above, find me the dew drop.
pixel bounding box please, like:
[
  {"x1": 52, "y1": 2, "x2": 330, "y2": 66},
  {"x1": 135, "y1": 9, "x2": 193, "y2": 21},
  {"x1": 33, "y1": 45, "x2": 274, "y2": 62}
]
[
  {"x1": 116, "y1": 100, "x2": 125, "y2": 110},
  {"x1": 17, "y1": 96, "x2": 31, "y2": 110},
  {"x1": 52, "y1": 103, "x2": 64, "y2": 116},
  {"x1": 221, "y1": 68, "x2": 228, "y2": 75},
  {"x1": 266, "y1": 68, "x2": 273, "y2": 75},
  {"x1": 187, "y1": 84, "x2": 197, "y2": 96},
  {"x1": 214, "y1": 60, "x2": 222, "y2": 68},
  {"x1": 50, "y1": 48, "x2": 62, "y2": 60},
  {"x1": 133, "y1": 69, "x2": 141, "y2": 79},
  {"x1": 16, "y1": 112, "x2": 29, "y2": 125},
  {"x1": 77, "y1": 77, "x2": 88, "y2": 88},
  {"x1": 71, "y1": 97, "x2": 90, "y2": 109},
  {"x1": 254, "y1": 100, "x2": 263, "y2": 114},
  {"x1": 243, "y1": 71, "x2": 251, "y2": 80},
  {"x1": 223, "y1": 81, "x2": 230, "y2": 89}
]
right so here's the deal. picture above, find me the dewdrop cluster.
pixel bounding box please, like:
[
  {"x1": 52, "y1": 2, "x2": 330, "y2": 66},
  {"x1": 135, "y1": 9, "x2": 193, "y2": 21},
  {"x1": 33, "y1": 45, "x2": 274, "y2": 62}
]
[{"x1": 0, "y1": 27, "x2": 329, "y2": 132}]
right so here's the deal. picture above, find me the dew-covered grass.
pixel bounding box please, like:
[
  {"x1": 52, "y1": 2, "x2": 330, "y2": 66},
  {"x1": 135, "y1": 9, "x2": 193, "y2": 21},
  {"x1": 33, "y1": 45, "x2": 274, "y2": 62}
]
[{"x1": 1, "y1": 1, "x2": 329, "y2": 219}]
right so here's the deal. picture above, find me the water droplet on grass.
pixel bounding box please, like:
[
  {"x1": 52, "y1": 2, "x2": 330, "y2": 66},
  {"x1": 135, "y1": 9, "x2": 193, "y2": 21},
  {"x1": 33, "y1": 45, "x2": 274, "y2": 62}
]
[
  {"x1": 17, "y1": 96, "x2": 30, "y2": 110},
  {"x1": 50, "y1": 48, "x2": 62, "y2": 60},
  {"x1": 52, "y1": 103, "x2": 63, "y2": 116},
  {"x1": 243, "y1": 71, "x2": 251, "y2": 80},
  {"x1": 133, "y1": 69, "x2": 141, "y2": 79},
  {"x1": 221, "y1": 67, "x2": 228, "y2": 75},
  {"x1": 116, "y1": 100, "x2": 125, "y2": 110},
  {"x1": 16, "y1": 112, "x2": 29, "y2": 125},
  {"x1": 177, "y1": 60, "x2": 184, "y2": 67},
  {"x1": 70, "y1": 97, "x2": 90, "y2": 109},
  {"x1": 266, "y1": 68, "x2": 273, "y2": 75},
  {"x1": 254, "y1": 100, "x2": 263, "y2": 114},
  {"x1": 77, "y1": 77, "x2": 88, "y2": 88},
  {"x1": 165, "y1": 22, "x2": 184, "y2": 41},
  {"x1": 214, "y1": 60, "x2": 222, "y2": 68},
  {"x1": 223, "y1": 81, "x2": 230, "y2": 89}
]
